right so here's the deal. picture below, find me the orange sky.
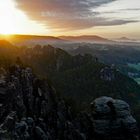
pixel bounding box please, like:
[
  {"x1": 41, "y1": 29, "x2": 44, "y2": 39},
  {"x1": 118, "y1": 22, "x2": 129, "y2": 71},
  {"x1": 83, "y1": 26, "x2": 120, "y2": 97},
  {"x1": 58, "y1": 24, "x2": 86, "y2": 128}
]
[{"x1": 0, "y1": 0, "x2": 140, "y2": 39}]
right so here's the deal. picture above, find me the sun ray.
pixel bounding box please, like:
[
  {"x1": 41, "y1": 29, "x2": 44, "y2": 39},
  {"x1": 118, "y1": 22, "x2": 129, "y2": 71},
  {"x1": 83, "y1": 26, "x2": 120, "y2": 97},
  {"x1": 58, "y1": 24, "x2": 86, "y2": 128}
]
[{"x1": 0, "y1": 0, "x2": 49, "y2": 35}]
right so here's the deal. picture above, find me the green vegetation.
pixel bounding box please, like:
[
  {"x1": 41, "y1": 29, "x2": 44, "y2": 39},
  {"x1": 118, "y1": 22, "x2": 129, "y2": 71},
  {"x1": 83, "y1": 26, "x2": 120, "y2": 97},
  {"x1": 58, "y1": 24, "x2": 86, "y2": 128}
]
[
  {"x1": 134, "y1": 78, "x2": 140, "y2": 84},
  {"x1": 0, "y1": 40, "x2": 140, "y2": 111},
  {"x1": 128, "y1": 63, "x2": 140, "y2": 71},
  {"x1": 18, "y1": 44, "x2": 140, "y2": 110}
]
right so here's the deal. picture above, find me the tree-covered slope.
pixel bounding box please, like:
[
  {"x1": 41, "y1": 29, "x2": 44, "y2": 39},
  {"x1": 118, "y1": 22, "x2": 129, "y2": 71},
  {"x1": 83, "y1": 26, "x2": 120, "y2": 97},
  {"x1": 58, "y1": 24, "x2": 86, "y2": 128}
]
[
  {"x1": 0, "y1": 41, "x2": 139, "y2": 110},
  {"x1": 20, "y1": 45, "x2": 140, "y2": 109}
]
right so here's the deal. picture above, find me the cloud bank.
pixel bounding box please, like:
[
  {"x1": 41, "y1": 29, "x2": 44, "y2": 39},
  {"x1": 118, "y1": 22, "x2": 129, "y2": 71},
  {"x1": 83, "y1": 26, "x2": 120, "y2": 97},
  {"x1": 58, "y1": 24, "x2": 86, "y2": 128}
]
[{"x1": 15, "y1": 0, "x2": 138, "y2": 31}]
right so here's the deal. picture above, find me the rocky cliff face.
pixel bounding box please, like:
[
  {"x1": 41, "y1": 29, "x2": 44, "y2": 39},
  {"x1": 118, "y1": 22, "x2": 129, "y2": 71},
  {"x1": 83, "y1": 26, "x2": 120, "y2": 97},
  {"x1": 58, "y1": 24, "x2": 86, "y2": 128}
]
[
  {"x1": 91, "y1": 96, "x2": 139, "y2": 140},
  {"x1": 0, "y1": 65, "x2": 139, "y2": 140}
]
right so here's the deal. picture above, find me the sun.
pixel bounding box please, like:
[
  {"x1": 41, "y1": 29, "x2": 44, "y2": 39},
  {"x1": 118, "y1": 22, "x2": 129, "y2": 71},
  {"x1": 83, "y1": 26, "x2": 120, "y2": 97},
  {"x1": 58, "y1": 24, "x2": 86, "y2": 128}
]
[
  {"x1": 0, "y1": 0, "x2": 49, "y2": 35},
  {"x1": 0, "y1": 0, "x2": 17, "y2": 34},
  {"x1": 0, "y1": 15, "x2": 16, "y2": 35}
]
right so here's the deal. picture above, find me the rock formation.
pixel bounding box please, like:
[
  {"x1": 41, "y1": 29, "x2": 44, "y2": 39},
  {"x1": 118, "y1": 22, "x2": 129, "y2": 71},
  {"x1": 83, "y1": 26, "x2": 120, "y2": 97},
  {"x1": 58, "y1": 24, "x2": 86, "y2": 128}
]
[
  {"x1": 91, "y1": 96, "x2": 139, "y2": 140},
  {"x1": 100, "y1": 67, "x2": 115, "y2": 81},
  {"x1": 0, "y1": 64, "x2": 138, "y2": 140}
]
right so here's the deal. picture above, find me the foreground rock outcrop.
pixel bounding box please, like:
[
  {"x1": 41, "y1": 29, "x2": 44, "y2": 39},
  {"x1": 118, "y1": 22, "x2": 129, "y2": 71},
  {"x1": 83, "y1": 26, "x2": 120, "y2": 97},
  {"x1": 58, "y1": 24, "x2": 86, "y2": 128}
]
[
  {"x1": 91, "y1": 96, "x2": 139, "y2": 140},
  {"x1": 0, "y1": 64, "x2": 139, "y2": 140}
]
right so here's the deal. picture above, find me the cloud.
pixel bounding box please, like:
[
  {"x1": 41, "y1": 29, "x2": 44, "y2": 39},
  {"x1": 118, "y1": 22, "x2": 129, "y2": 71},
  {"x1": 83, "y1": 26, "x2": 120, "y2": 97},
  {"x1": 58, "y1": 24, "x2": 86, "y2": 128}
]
[{"x1": 15, "y1": 0, "x2": 138, "y2": 31}]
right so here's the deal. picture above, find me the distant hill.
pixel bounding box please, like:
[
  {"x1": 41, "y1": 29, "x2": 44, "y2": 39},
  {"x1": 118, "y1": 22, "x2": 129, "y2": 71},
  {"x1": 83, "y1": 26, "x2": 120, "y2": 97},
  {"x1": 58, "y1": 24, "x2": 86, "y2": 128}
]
[
  {"x1": 117, "y1": 37, "x2": 137, "y2": 42},
  {"x1": 0, "y1": 40, "x2": 14, "y2": 48},
  {"x1": 1, "y1": 34, "x2": 115, "y2": 46},
  {"x1": 0, "y1": 40, "x2": 18, "y2": 67},
  {"x1": 1, "y1": 35, "x2": 139, "y2": 46},
  {"x1": 59, "y1": 35, "x2": 114, "y2": 44},
  {"x1": 5, "y1": 35, "x2": 69, "y2": 46},
  {"x1": 0, "y1": 40, "x2": 17, "y2": 56}
]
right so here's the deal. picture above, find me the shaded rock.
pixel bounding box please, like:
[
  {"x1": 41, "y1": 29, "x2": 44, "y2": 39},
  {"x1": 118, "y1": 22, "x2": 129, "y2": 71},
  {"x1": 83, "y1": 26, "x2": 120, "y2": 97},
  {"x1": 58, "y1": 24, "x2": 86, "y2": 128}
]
[
  {"x1": 91, "y1": 96, "x2": 139, "y2": 140},
  {"x1": 0, "y1": 64, "x2": 138, "y2": 140}
]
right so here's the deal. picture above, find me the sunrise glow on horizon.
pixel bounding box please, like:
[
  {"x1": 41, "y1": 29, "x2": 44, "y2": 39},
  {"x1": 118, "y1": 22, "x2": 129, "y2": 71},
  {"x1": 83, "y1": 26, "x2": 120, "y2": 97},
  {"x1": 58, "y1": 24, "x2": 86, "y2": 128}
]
[
  {"x1": 0, "y1": 0, "x2": 140, "y2": 39},
  {"x1": 0, "y1": 0, "x2": 48, "y2": 35}
]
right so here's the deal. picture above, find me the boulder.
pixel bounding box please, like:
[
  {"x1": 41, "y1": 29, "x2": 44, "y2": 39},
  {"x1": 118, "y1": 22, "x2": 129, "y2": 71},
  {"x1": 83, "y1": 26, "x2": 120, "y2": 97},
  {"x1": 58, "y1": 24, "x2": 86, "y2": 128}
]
[{"x1": 91, "y1": 96, "x2": 139, "y2": 140}]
